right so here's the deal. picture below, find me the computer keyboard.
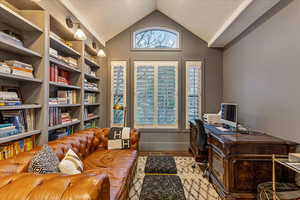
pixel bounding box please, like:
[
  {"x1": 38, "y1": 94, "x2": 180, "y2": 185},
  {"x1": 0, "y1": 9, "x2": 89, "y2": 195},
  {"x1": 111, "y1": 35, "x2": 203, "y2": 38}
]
[{"x1": 216, "y1": 127, "x2": 230, "y2": 132}]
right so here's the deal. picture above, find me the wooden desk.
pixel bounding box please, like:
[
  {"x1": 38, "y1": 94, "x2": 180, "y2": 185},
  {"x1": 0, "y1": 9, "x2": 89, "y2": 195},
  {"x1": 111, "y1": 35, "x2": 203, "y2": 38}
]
[{"x1": 205, "y1": 124, "x2": 297, "y2": 200}]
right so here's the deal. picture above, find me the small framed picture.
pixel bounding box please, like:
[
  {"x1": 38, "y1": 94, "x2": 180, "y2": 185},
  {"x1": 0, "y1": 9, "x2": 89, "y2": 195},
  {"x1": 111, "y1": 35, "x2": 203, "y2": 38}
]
[{"x1": 1, "y1": 86, "x2": 23, "y2": 101}]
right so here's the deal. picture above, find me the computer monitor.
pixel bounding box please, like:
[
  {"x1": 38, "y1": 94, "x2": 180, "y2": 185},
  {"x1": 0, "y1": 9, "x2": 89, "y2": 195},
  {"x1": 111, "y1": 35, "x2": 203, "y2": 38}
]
[{"x1": 220, "y1": 103, "x2": 238, "y2": 128}]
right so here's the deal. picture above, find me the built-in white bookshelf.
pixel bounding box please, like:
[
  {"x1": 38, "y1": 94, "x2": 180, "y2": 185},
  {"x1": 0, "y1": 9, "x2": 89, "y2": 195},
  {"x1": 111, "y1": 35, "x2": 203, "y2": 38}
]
[{"x1": 0, "y1": 1, "x2": 103, "y2": 150}]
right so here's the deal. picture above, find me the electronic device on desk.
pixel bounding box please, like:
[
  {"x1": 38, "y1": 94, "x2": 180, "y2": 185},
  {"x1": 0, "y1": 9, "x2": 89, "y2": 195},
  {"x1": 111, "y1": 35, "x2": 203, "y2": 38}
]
[
  {"x1": 215, "y1": 103, "x2": 238, "y2": 131},
  {"x1": 203, "y1": 113, "x2": 220, "y2": 124}
]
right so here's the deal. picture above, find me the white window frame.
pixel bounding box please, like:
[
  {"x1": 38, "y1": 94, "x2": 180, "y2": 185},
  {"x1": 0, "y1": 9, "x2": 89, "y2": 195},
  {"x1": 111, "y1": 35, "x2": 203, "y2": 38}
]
[
  {"x1": 186, "y1": 61, "x2": 202, "y2": 127},
  {"x1": 134, "y1": 61, "x2": 178, "y2": 128},
  {"x1": 111, "y1": 61, "x2": 127, "y2": 127},
  {"x1": 132, "y1": 27, "x2": 180, "y2": 50}
]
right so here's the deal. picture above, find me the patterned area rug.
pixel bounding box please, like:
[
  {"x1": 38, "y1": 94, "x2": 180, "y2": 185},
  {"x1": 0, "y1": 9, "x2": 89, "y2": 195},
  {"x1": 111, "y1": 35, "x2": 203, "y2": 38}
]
[{"x1": 129, "y1": 156, "x2": 221, "y2": 200}]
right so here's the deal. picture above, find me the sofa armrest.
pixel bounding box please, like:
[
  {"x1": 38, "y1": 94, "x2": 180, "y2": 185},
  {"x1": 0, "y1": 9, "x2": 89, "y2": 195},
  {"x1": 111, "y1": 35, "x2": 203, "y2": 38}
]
[
  {"x1": 85, "y1": 128, "x2": 140, "y2": 150},
  {"x1": 0, "y1": 171, "x2": 110, "y2": 200}
]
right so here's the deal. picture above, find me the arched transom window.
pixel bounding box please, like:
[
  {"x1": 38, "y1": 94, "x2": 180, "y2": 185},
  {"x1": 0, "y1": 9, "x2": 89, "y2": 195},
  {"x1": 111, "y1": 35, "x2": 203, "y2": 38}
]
[{"x1": 133, "y1": 27, "x2": 180, "y2": 49}]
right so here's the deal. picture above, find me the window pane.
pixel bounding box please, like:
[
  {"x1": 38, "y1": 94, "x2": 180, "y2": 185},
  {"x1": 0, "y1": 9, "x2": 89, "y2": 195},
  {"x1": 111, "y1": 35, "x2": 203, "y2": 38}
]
[
  {"x1": 112, "y1": 63, "x2": 126, "y2": 125},
  {"x1": 187, "y1": 63, "x2": 201, "y2": 123},
  {"x1": 157, "y1": 66, "x2": 176, "y2": 125},
  {"x1": 135, "y1": 66, "x2": 155, "y2": 125},
  {"x1": 134, "y1": 28, "x2": 178, "y2": 49},
  {"x1": 134, "y1": 61, "x2": 178, "y2": 128}
]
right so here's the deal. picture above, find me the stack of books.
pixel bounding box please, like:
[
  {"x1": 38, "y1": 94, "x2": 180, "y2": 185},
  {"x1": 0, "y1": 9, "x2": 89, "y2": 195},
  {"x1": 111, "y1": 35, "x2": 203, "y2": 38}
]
[
  {"x1": 49, "y1": 90, "x2": 77, "y2": 105},
  {"x1": 0, "y1": 91, "x2": 22, "y2": 106},
  {"x1": 0, "y1": 137, "x2": 33, "y2": 160},
  {"x1": 61, "y1": 112, "x2": 71, "y2": 124},
  {"x1": 50, "y1": 64, "x2": 70, "y2": 85},
  {"x1": 49, "y1": 98, "x2": 66, "y2": 105},
  {"x1": 0, "y1": 124, "x2": 17, "y2": 138},
  {"x1": 84, "y1": 93, "x2": 97, "y2": 104},
  {"x1": 49, "y1": 127, "x2": 74, "y2": 141},
  {"x1": 84, "y1": 108, "x2": 97, "y2": 120},
  {"x1": 0, "y1": 62, "x2": 11, "y2": 74},
  {"x1": 0, "y1": 109, "x2": 35, "y2": 136},
  {"x1": 5, "y1": 60, "x2": 34, "y2": 78},
  {"x1": 86, "y1": 65, "x2": 96, "y2": 77},
  {"x1": 84, "y1": 79, "x2": 98, "y2": 90},
  {"x1": 49, "y1": 108, "x2": 78, "y2": 127}
]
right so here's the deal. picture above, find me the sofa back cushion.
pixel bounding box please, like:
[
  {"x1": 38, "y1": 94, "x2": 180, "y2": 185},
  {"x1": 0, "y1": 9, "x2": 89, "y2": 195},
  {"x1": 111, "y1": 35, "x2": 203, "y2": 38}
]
[
  {"x1": 0, "y1": 130, "x2": 95, "y2": 173},
  {"x1": 0, "y1": 128, "x2": 139, "y2": 174}
]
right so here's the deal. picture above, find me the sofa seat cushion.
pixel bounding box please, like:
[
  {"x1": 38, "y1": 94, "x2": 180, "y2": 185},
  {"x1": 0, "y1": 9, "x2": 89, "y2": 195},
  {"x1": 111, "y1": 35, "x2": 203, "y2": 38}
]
[
  {"x1": 83, "y1": 149, "x2": 137, "y2": 170},
  {"x1": 87, "y1": 168, "x2": 131, "y2": 200}
]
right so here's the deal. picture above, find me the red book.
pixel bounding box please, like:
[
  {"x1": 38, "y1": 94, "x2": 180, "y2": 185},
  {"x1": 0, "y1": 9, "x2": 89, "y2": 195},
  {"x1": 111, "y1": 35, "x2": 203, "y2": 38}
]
[
  {"x1": 55, "y1": 65, "x2": 58, "y2": 82},
  {"x1": 50, "y1": 65, "x2": 53, "y2": 81}
]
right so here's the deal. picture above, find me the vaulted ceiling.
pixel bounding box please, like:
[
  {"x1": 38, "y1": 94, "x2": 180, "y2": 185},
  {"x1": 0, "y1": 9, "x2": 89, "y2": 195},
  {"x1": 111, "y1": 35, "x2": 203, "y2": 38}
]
[{"x1": 58, "y1": 0, "x2": 279, "y2": 47}]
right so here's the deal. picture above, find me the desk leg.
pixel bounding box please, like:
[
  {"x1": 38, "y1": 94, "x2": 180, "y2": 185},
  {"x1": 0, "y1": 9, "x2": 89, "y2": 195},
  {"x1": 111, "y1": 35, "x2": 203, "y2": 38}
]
[{"x1": 272, "y1": 154, "x2": 276, "y2": 200}]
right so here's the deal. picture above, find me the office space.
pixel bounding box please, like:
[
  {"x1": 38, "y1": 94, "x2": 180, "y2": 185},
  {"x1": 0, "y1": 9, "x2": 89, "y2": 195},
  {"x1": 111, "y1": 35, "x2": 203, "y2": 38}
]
[{"x1": 0, "y1": 0, "x2": 298, "y2": 199}]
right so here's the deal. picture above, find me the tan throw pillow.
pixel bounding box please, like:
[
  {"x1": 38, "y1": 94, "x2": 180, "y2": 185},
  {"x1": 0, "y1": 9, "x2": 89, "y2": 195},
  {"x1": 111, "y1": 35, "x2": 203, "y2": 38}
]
[{"x1": 59, "y1": 149, "x2": 83, "y2": 175}]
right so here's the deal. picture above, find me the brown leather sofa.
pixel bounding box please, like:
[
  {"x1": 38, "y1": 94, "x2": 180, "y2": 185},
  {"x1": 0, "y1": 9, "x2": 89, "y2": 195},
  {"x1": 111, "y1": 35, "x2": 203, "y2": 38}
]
[{"x1": 0, "y1": 128, "x2": 139, "y2": 200}]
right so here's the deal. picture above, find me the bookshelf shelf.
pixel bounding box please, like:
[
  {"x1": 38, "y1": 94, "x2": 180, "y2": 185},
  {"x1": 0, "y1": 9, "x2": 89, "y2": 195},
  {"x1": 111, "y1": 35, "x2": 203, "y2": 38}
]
[
  {"x1": 84, "y1": 73, "x2": 100, "y2": 80},
  {"x1": 49, "y1": 104, "x2": 81, "y2": 108},
  {"x1": 0, "y1": 4, "x2": 43, "y2": 33},
  {"x1": 84, "y1": 115, "x2": 100, "y2": 122},
  {"x1": 50, "y1": 35, "x2": 81, "y2": 58},
  {"x1": 49, "y1": 57, "x2": 81, "y2": 73},
  {"x1": 48, "y1": 120, "x2": 81, "y2": 131},
  {"x1": 0, "y1": 36, "x2": 42, "y2": 57},
  {"x1": 49, "y1": 81, "x2": 81, "y2": 90},
  {"x1": 84, "y1": 103, "x2": 100, "y2": 106},
  {"x1": 0, "y1": 104, "x2": 42, "y2": 110},
  {"x1": 85, "y1": 57, "x2": 100, "y2": 68},
  {"x1": 0, "y1": 72, "x2": 42, "y2": 83},
  {"x1": 0, "y1": 130, "x2": 41, "y2": 144},
  {"x1": 84, "y1": 88, "x2": 100, "y2": 93}
]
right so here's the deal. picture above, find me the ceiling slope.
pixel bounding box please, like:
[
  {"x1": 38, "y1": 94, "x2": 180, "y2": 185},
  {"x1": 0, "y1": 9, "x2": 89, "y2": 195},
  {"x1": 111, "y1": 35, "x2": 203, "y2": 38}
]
[{"x1": 55, "y1": 0, "x2": 280, "y2": 47}]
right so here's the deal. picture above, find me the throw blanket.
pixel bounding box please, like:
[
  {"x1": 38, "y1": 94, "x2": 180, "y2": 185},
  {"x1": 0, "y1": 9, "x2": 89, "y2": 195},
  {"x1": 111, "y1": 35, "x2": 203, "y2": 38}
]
[{"x1": 108, "y1": 127, "x2": 131, "y2": 150}]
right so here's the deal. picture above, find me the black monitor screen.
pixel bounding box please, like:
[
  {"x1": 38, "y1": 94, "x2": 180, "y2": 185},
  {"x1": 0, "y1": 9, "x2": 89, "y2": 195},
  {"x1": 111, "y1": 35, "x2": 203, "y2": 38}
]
[{"x1": 221, "y1": 104, "x2": 237, "y2": 122}]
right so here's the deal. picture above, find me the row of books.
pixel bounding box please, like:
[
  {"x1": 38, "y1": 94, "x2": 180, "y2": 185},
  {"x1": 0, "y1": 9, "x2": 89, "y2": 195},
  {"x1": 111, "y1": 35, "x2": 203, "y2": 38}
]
[
  {"x1": 0, "y1": 137, "x2": 33, "y2": 160},
  {"x1": 49, "y1": 108, "x2": 78, "y2": 127},
  {"x1": 49, "y1": 64, "x2": 71, "y2": 85},
  {"x1": 84, "y1": 120, "x2": 97, "y2": 129},
  {"x1": 49, "y1": 90, "x2": 77, "y2": 105},
  {"x1": 84, "y1": 93, "x2": 97, "y2": 104},
  {"x1": 84, "y1": 79, "x2": 98, "y2": 90},
  {"x1": 49, "y1": 127, "x2": 74, "y2": 141},
  {"x1": 0, "y1": 91, "x2": 21, "y2": 106},
  {"x1": 0, "y1": 109, "x2": 35, "y2": 138},
  {"x1": 0, "y1": 60, "x2": 34, "y2": 78}
]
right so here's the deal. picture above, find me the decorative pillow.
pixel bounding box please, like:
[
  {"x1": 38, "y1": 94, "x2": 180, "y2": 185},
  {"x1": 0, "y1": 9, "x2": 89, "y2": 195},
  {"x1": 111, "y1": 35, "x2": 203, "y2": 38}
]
[
  {"x1": 59, "y1": 149, "x2": 83, "y2": 175},
  {"x1": 108, "y1": 127, "x2": 131, "y2": 150},
  {"x1": 28, "y1": 145, "x2": 60, "y2": 174}
]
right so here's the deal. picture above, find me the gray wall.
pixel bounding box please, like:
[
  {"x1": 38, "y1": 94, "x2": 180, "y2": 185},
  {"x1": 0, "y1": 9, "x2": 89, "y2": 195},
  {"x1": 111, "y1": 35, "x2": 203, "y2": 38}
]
[
  {"x1": 223, "y1": 0, "x2": 300, "y2": 142},
  {"x1": 106, "y1": 11, "x2": 223, "y2": 151}
]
